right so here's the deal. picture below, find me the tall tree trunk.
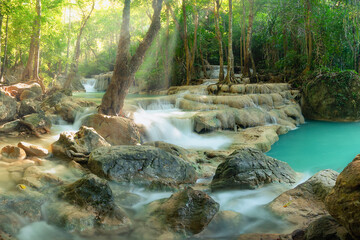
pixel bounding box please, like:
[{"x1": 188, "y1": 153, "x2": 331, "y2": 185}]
[
  {"x1": 65, "y1": 5, "x2": 71, "y2": 75},
  {"x1": 243, "y1": 0, "x2": 254, "y2": 77},
  {"x1": 99, "y1": 0, "x2": 163, "y2": 115},
  {"x1": 22, "y1": 30, "x2": 36, "y2": 81},
  {"x1": 64, "y1": 0, "x2": 95, "y2": 89},
  {"x1": 189, "y1": 5, "x2": 198, "y2": 80},
  {"x1": 199, "y1": 46, "x2": 209, "y2": 79},
  {"x1": 32, "y1": 0, "x2": 41, "y2": 81},
  {"x1": 304, "y1": 0, "x2": 312, "y2": 73},
  {"x1": 0, "y1": 15, "x2": 9, "y2": 81},
  {"x1": 214, "y1": 0, "x2": 224, "y2": 82},
  {"x1": 225, "y1": 0, "x2": 234, "y2": 83},
  {"x1": 164, "y1": 5, "x2": 170, "y2": 88},
  {"x1": 182, "y1": 0, "x2": 191, "y2": 85},
  {"x1": 241, "y1": 0, "x2": 246, "y2": 75},
  {"x1": 240, "y1": 36, "x2": 243, "y2": 68}
]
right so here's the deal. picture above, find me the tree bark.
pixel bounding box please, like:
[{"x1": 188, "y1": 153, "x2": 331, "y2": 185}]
[
  {"x1": 65, "y1": 5, "x2": 72, "y2": 75},
  {"x1": 241, "y1": 0, "x2": 246, "y2": 74},
  {"x1": 214, "y1": 0, "x2": 224, "y2": 82},
  {"x1": 0, "y1": 13, "x2": 3, "y2": 80},
  {"x1": 189, "y1": 4, "x2": 198, "y2": 81},
  {"x1": 225, "y1": 0, "x2": 234, "y2": 83},
  {"x1": 32, "y1": 0, "x2": 41, "y2": 81},
  {"x1": 22, "y1": 29, "x2": 36, "y2": 81},
  {"x1": 164, "y1": 5, "x2": 170, "y2": 88},
  {"x1": 182, "y1": 0, "x2": 191, "y2": 85},
  {"x1": 0, "y1": 15, "x2": 9, "y2": 81},
  {"x1": 64, "y1": 0, "x2": 95, "y2": 89},
  {"x1": 199, "y1": 46, "x2": 209, "y2": 79},
  {"x1": 99, "y1": 0, "x2": 163, "y2": 115},
  {"x1": 304, "y1": 0, "x2": 312, "y2": 73},
  {"x1": 243, "y1": 0, "x2": 254, "y2": 77}
]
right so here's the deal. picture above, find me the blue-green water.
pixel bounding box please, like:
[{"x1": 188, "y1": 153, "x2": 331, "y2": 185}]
[{"x1": 267, "y1": 120, "x2": 360, "y2": 174}]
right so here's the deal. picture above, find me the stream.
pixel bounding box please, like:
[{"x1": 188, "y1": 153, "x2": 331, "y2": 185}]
[{"x1": 3, "y1": 78, "x2": 353, "y2": 239}]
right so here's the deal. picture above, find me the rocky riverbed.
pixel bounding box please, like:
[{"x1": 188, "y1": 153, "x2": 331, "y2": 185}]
[{"x1": 0, "y1": 81, "x2": 358, "y2": 240}]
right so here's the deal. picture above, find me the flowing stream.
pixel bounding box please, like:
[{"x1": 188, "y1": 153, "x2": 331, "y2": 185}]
[{"x1": 6, "y1": 82, "x2": 352, "y2": 239}]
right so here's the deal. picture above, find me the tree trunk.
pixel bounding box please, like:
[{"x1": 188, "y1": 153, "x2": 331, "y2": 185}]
[
  {"x1": 64, "y1": 0, "x2": 95, "y2": 89},
  {"x1": 164, "y1": 5, "x2": 170, "y2": 88},
  {"x1": 225, "y1": 0, "x2": 234, "y2": 83},
  {"x1": 199, "y1": 46, "x2": 209, "y2": 79},
  {"x1": 214, "y1": 0, "x2": 224, "y2": 82},
  {"x1": 65, "y1": 5, "x2": 71, "y2": 75},
  {"x1": 241, "y1": 0, "x2": 246, "y2": 75},
  {"x1": 22, "y1": 30, "x2": 36, "y2": 81},
  {"x1": 304, "y1": 0, "x2": 312, "y2": 73},
  {"x1": 0, "y1": 16, "x2": 9, "y2": 81},
  {"x1": 182, "y1": 0, "x2": 191, "y2": 85},
  {"x1": 32, "y1": 0, "x2": 41, "y2": 81},
  {"x1": 240, "y1": 36, "x2": 243, "y2": 68},
  {"x1": 243, "y1": 0, "x2": 254, "y2": 77},
  {"x1": 189, "y1": 5, "x2": 198, "y2": 80},
  {"x1": 99, "y1": 0, "x2": 163, "y2": 115}
]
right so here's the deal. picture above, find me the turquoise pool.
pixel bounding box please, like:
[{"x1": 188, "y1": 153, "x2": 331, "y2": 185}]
[{"x1": 267, "y1": 120, "x2": 360, "y2": 174}]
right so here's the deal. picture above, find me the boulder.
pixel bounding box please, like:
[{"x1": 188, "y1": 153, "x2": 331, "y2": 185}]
[
  {"x1": 0, "y1": 90, "x2": 17, "y2": 123},
  {"x1": 1, "y1": 146, "x2": 26, "y2": 163},
  {"x1": 48, "y1": 174, "x2": 132, "y2": 234},
  {"x1": 19, "y1": 99, "x2": 41, "y2": 116},
  {"x1": 302, "y1": 70, "x2": 360, "y2": 121},
  {"x1": 20, "y1": 113, "x2": 51, "y2": 136},
  {"x1": 210, "y1": 148, "x2": 297, "y2": 191},
  {"x1": 83, "y1": 114, "x2": 140, "y2": 145},
  {"x1": 41, "y1": 87, "x2": 71, "y2": 109},
  {"x1": 19, "y1": 89, "x2": 38, "y2": 101},
  {"x1": 268, "y1": 169, "x2": 339, "y2": 229},
  {"x1": 3, "y1": 83, "x2": 41, "y2": 100},
  {"x1": 88, "y1": 145, "x2": 197, "y2": 187},
  {"x1": 143, "y1": 141, "x2": 190, "y2": 161},
  {"x1": 51, "y1": 126, "x2": 110, "y2": 162},
  {"x1": 325, "y1": 155, "x2": 360, "y2": 239},
  {"x1": 301, "y1": 215, "x2": 353, "y2": 240},
  {"x1": 18, "y1": 142, "x2": 49, "y2": 157},
  {"x1": 54, "y1": 97, "x2": 96, "y2": 123},
  {"x1": 145, "y1": 188, "x2": 219, "y2": 235}
]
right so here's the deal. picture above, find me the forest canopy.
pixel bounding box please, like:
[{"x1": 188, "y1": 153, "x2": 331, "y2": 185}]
[{"x1": 0, "y1": 0, "x2": 359, "y2": 90}]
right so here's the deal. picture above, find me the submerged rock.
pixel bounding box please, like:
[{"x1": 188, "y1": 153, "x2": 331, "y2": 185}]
[
  {"x1": 46, "y1": 174, "x2": 132, "y2": 234},
  {"x1": 0, "y1": 90, "x2": 17, "y2": 123},
  {"x1": 51, "y1": 126, "x2": 110, "y2": 162},
  {"x1": 145, "y1": 188, "x2": 219, "y2": 235},
  {"x1": 18, "y1": 142, "x2": 49, "y2": 157},
  {"x1": 325, "y1": 155, "x2": 360, "y2": 239},
  {"x1": 21, "y1": 113, "x2": 52, "y2": 136},
  {"x1": 210, "y1": 148, "x2": 297, "y2": 191},
  {"x1": 83, "y1": 114, "x2": 140, "y2": 145},
  {"x1": 88, "y1": 146, "x2": 197, "y2": 187},
  {"x1": 268, "y1": 169, "x2": 339, "y2": 229},
  {"x1": 1, "y1": 146, "x2": 26, "y2": 163}
]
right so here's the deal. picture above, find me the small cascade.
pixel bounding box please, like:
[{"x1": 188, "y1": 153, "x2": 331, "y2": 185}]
[
  {"x1": 81, "y1": 78, "x2": 98, "y2": 93},
  {"x1": 134, "y1": 106, "x2": 231, "y2": 150}
]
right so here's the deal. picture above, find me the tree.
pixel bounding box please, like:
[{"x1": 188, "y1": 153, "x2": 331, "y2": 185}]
[
  {"x1": 225, "y1": 0, "x2": 234, "y2": 83},
  {"x1": 98, "y1": 0, "x2": 164, "y2": 115},
  {"x1": 303, "y1": 0, "x2": 312, "y2": 73},
  {"x1": 213, "y1": 0, "x2": 224, "y2": 82},
  {"x1": 243, "y1": 0, "x2": 254, "y2": 77},
  {"x1": 63, "y1": 0, "x2": 95, "y2": 89}
]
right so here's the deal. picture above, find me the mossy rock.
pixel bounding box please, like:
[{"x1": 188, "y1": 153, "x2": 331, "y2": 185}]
[{"x1": 302, "y1": 70, "x2": 360, "y2": 121}]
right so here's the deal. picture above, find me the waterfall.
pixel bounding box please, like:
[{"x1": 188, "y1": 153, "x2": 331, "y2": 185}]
[
  {"x1": 133, "y1": 106, "x2": 231, "y2": 150},
  {"x1": 81, "y1": 78, "x2": 97, "y2": 93}
]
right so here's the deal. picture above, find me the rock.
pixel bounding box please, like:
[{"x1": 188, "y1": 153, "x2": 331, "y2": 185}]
[
  {"x1": 54, "y1": 97, "x2": 96, "y2": 123},
  {"x1": 49, "y1": 174, "x2": 132, "y2": 234},
  {"x1": 20, "y1": 113, "x2": 51, "y2": 136},
  {"x1": 302, "y1": 70, "x2": 360, "y2": 121},
  {"x1": 302, "y1": 215, "x2": 353, "y2": 240},
  {"x1": 88, "y1": 145, "x2": 197, "y2": 187},
  {"x1": 0, "y1": 120, "x2": 21, "y2": 135},
  {"x1": 18, "y1": 142, "x2": 49, "y2": 157},
  {"x1": 41, "y1": 87, "x2": 71, "y2": 108},
  {"x1": 325, "y1": 155, "x2": 360, "y2": 239},
  {"x1": 3, "y1": 83, "x2": 42, "y2": 100},
  {"x1": 0, "y1": 90, "x2": 17, "y2": 123},
  {"x1": 1, "y1": 146, "x2": 26, "y2": 163},
  {"x1": 19, "y1": 89, "x2": 38, "y2": 101},
  {"x1": 83, "y1": 114, "x2": 140, "y2": 145},
  {"x1": 195, "y1": 211, "x2": 243, "y2": 238},
  {"x1": 236, "y1": 233, "x2": 291, "y2": 240},
  {"x1": 143, "y1": 141, "x2": 190, "y2": 161},
  {"x1": 116, "y1": 192, "x2": 143, "y2": 207},
  {"x1": 0, "y1": 210, "x2": 24, "y2": 237},
  {"x1": 20, "y1": 166, "x2": 62, "y2": 189},
  {"x1": 145, "y1": 188, "x2": 219, "y2": 235},
  {"x1": 210, "y1": 148, "x2": 297, "y2": 191},
  {"x1": 51, "y1": 126, "x2": 110, "y2": 162},
  {"x1": 268, "y1": 169, "x2": 339, "y2": 229},
  {"x1": 19, "y1": 99, "x2": 41, "y2": 116}
]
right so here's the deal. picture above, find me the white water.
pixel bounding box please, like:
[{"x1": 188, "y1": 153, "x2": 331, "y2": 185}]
[
  {"x1": 134, "y1": 107, "x2": 231, "y2": 150},
  {"x1": 81, "y1": 78, "x2": 98, "y2": 93}
]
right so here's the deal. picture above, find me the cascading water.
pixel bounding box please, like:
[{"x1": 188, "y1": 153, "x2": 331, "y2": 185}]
[
  {"x1": 134, "y1": 105, "x2": 232, "y2": 150},
  {"x1": 81, "y1": 78, "x2": 98, "y2": 93}
]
